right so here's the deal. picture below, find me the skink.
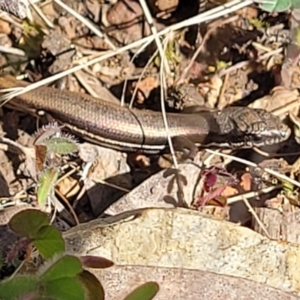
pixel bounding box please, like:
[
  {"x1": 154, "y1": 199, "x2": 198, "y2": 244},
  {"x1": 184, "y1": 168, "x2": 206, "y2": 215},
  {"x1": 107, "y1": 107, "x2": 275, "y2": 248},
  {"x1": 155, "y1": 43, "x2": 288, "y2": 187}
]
[{"x1": 0, "y1": 75, "x2": 291, "y2": 153}]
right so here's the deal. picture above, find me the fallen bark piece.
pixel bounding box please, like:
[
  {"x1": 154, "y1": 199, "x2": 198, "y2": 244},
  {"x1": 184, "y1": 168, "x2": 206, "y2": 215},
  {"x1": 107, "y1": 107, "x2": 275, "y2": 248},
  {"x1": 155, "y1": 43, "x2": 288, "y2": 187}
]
[
  {"x1": 253, "y1": 205, "x2": 300, "y2": 244},
  {"x1": 64, "y1": 208, "x2": 300, "y2": 296}
]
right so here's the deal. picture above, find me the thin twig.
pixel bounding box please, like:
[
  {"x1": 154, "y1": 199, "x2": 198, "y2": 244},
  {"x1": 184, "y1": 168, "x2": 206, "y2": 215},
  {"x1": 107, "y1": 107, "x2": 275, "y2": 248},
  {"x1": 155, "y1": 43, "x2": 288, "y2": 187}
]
[
  {"x1": 139, "y1": 0, "x2": 170, "y2": 74},
  {"x1": 53, "y1": 0, "x2": 116, "y2": 50},
  {"x1": 55, "y1": 188, "x2": 79, "y2": 225},
  {"x1": 242, "y1": 196, "x2": 272, "y2": 239},
  {"x1": 121, "y1": 37, "x2": 156, "y2": 107},
  {"x1": 218, "y1": 48, "x2": 283, "y2": 77},
  {"x1": 28, "y1": 0, "x2": 53, "y2": 28},
  {"x1": 0, "y1": 0, "x2": 254, "y2": 104},
  {"x1": 160, "y1": 36, "x2": 178, "y2": 169},
  {"x1": 205, "y1": 149, "x2": 300, "y2": 189},
  {"x1": 228, "y1": 185, "x2": 282, "y2": 204},
  {"x1": 178, "y1": 16, "x2": 238, "y2": 83},
  {"x1": 0, "y1": 45, "x2": 26, "y2": 56},
  {"x1": 74, "y1": 71, "x2": 100, "y2": 98},
  {"x1": 128, "y1": 48, "x2": 158, "y2": 109}
]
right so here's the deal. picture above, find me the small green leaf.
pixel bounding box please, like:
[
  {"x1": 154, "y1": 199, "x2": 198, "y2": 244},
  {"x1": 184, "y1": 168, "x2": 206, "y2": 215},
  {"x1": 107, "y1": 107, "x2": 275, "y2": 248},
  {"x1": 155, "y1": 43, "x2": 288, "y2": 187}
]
[
  {"x1": 41, "y1": 255, "x2": 82, "y2": 281},
  {"x1": 259, "y1": 0, "x2": 291, "y2": 12},
  {"x1": 34, "y1": 225, "x2": 65, "y2": 259},
  {"x1": 9, "y1": 209, "x2": 49, "y2": 238},
  {"x1": 78, "y1": 270, "x2": 105, "y2": 300},
  {"x1": 43, "y1": 277, "x2": 85, "y2": 300},
  {"x1": 40, "y1": 256, "x2": 85, "y2": 299},
  {"x1": 292, "y1": 0, "x2": 300, "y2": 8},
  {"x1": 0, "y1": 276, "x2": 39, "y2": 300},
  {"x1": 124, "y1": 282, "x2": 159, "y2": 300},
  {"x1": 44, "y1": 137, "x2": 78, "y2": 155},
  {"x1": 34, "y1": 123, "x2": 62, "y2": 145},
  {"x1": 37, "y1": 168, "x2": 59, "y2": 206}
]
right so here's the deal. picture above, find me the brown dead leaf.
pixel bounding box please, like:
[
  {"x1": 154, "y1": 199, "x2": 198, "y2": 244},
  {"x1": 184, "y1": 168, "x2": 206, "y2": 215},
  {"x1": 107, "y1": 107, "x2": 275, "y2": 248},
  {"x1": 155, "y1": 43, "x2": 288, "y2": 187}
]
[
  {"x1": 134, "y1": 76, "x2": 159, "y2": 104},
  {"x1": 222, "y1": 172, "x2": 252, "y2": 198},
  {"x1": 107, "y1": 0, "x2": 143, "y2": 26},
  {"x1": 221, "y1": 185, "x2": 239, "y2": 198},
  {"x1": 56, "y1": 176, "x2": 80, "y2": 199},
  {"x1": 236, "y1": 6, "x2": 259, "y2": 19},
  {"x1": 0, "y1": 19, "x2": 11, "y2": 35},
  {"x1": 127, "y1": 153, "x2": 151, "y2": 168},
  {"x1": 240, "y1": 172, "x2": 252, "y2": 191},
  {"x1": 155, "y1": 0, "x2": 178, "y2": 11}
]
